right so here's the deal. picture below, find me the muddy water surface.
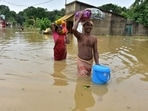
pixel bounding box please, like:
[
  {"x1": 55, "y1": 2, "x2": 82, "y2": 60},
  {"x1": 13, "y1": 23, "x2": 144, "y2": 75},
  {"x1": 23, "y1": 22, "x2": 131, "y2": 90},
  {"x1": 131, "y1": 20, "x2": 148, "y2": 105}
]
[{"x1": 0, "y1": 28, "x2": 148, "y2": 111}]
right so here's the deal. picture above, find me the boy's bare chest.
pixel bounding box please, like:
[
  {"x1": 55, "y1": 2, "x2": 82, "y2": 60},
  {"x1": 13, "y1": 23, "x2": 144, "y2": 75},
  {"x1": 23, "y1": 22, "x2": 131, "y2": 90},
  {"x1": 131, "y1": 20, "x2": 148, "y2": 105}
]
[{"x1": 82, "y1": 37, "x2": 94, "y2": 46}]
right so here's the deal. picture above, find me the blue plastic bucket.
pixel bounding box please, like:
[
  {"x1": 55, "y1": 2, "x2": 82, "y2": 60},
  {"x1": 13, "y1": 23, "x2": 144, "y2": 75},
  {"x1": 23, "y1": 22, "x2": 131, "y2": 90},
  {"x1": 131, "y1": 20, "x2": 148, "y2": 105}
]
[{"x1": 92, "y1": 64, "x2": 111, "y2": 84}]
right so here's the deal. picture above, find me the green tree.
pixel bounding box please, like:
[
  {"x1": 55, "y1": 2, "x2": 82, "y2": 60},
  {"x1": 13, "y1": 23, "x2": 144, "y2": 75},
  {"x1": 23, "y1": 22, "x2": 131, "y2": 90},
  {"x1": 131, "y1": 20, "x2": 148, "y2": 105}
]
[
  {"x1": 35, "y1": 18, "x2": 51, "y2": 31},
  {"x1": 16, "y1": 12, "x2": 25, "y2": 26},
  {"x1": 0, "y1": 5, "x2": 14, "y2": 20},
  {"x1": 132, "y1": 0, "x2": 144, "y2": 6},
  {"x1": 0, "y1": 5, "x2": 18, "y2": 26},
  {"x1": 48, "y1": 9, "x2": 65, "y2": 22},
  {"x1": 99, "y1": 3, "x2": 125, "y2": 15},
  {"x1": 0, "y1": 5, "x2": 10, "y2": 19},
  {"x1": 130, "y1": 0, "x2": 148, "y2": 26},
  {"x1": 0, "y1": 4, "x2": 65, "y2": 28},
  {"x1": 23, "y1": 6, "x2": 49, "y2": 19}
]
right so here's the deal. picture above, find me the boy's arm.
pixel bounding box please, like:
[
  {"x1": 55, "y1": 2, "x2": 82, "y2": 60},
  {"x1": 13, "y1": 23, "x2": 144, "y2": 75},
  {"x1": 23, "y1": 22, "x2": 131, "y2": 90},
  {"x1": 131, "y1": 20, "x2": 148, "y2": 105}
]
[
  {"x1": 65, "y1": 34, "x2": 70, "y2": 44},
  {"x1": 93, "y1": 37, "x2": 99, "y2": 64},
  {"x1": 72, "y1": 11, "x2": 84, "y2": 39}
]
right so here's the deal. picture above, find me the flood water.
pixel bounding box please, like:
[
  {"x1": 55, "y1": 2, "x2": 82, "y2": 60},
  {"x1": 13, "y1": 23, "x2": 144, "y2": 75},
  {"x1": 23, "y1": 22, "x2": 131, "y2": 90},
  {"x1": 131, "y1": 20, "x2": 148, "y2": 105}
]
[{"x1": 0, "y1": 28, "x2": 148, "y2": 111}]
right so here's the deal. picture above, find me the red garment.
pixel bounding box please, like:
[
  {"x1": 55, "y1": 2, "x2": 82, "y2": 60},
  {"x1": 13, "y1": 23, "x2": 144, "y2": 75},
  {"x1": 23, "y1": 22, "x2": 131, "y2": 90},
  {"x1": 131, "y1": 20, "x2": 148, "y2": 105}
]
[
  {"x1": 53, "y1": 33, "x2": 67, "y2": 60},
  {"x1": 77, "y1": 57, "x2": 93, "y2": 77}
]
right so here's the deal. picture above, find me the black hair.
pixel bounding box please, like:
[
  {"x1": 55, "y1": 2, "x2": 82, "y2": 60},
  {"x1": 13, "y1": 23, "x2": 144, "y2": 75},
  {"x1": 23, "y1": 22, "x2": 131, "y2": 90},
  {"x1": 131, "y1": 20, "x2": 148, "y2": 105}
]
[{"x1": 55, "y1": 25, "x2": 62, "y2": 32}]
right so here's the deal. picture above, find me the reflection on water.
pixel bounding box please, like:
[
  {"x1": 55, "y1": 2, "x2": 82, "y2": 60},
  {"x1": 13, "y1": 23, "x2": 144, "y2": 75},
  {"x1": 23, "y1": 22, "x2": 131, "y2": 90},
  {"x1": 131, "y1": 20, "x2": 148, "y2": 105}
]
[
  {"x1": 0, "y1": 28, "x2": 148, "y2": 111},
  {"x1": 72, "y1": 77, "x2": 95, "y2": 111},
  {"x1": 91, "y1": 83, "x2": 108, "y2": 101},
  {"x1": 52, "y1": 61, "x2": 68, "y2": 86},
  {"x1": 72, "y1": 77, "x2": 109, "y2": 111}
]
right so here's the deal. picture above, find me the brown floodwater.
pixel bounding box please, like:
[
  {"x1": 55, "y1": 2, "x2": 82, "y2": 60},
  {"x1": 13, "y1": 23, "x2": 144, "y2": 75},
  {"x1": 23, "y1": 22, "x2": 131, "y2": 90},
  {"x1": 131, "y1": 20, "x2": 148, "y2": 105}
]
[{"x1": 0, "y1": 28, "x2": 148, "y2": 111}]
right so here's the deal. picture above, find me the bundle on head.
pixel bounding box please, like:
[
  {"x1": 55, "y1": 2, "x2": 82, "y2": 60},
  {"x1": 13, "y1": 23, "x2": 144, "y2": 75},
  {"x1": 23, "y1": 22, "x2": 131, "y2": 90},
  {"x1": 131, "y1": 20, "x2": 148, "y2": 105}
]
[{"x1": 55, "y1": 20, "x2": 68, "y2": 34}]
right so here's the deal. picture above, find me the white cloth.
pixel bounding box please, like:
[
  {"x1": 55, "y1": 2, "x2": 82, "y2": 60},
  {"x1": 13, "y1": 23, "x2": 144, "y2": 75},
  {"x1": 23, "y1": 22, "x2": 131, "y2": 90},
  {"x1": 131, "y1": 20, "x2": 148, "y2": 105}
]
[{"x1": 77, "y1": 23, "x2": 82, "y2": 33}]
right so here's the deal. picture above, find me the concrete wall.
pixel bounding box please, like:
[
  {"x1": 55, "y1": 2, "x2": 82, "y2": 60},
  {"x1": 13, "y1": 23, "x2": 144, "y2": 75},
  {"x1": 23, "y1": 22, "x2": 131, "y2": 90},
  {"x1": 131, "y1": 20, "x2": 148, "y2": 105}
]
[
  {"x1": 110, "y1": 14, "x2": 126, "y2": 35},
  {"x1": 91, "y1": 11, "x2": 126, "y2": 35},
  {"x1": 133, "y1": 23, "x2": 148, "y2": 36},
  {"x1": 92, "y1": 12, "x2": 112, "y2": 35}
]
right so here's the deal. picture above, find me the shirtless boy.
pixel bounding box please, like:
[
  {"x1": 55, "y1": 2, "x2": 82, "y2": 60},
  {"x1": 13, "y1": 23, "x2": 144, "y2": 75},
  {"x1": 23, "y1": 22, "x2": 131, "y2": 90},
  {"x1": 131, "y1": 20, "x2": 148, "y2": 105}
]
[{"x1": 72, "y1": 10, "x2": 99, "y2": 77}]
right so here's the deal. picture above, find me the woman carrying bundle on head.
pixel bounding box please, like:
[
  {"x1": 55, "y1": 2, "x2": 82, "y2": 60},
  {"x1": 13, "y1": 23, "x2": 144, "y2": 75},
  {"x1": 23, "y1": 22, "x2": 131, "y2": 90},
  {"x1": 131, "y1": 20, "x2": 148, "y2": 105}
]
[{"x1": 51, "y1": 20, "x2": 70, "y2": 61}]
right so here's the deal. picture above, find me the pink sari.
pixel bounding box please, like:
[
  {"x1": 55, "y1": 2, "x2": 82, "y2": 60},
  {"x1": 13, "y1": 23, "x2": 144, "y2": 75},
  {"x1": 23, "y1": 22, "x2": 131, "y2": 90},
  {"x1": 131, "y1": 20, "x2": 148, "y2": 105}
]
[
  {"x1": 52, "y1": 32, "x2": 67, "y2": 60},
  {"x1": 52, "y1": 32, "x2": 59, "y2": 43}
]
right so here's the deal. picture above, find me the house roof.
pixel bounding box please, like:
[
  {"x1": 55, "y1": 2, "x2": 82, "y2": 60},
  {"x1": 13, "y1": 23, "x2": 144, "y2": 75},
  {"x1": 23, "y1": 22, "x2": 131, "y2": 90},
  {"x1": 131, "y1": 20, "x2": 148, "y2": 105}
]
[{"x1": 66, "y1": 0, "x2": 98, "y2": 9}]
